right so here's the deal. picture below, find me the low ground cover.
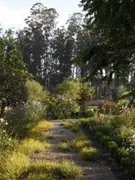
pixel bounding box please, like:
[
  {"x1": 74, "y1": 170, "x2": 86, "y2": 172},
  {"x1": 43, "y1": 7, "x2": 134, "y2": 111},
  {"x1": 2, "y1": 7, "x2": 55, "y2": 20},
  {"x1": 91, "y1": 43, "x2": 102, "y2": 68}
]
[{"x1": 80, "y1": 112, "x2": 135, "y2": 178}]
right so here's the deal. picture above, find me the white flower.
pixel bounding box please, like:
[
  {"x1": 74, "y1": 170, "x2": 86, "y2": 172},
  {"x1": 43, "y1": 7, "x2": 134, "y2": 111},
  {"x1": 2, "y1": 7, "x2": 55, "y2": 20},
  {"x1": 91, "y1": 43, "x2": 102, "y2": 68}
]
[
  {"x1": 9, "y1": 138, "x2": 11, "y2": 141},
  {"x1": 0, "y1": 118, "x2": 4, "y2": 122},
  {"x1": 5, "y1": 122, "x2": 8, "y2": 125}
]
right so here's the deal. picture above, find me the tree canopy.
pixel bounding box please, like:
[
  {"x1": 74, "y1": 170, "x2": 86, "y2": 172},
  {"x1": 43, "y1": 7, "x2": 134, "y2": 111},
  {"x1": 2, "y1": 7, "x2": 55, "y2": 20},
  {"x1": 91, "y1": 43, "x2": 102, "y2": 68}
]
[
  {"x1": 0, "y1": 30, "x2": 29, "y2": 105},
  {"x1": 79, "y1": 0, "x2": 135, "y2": 82}
]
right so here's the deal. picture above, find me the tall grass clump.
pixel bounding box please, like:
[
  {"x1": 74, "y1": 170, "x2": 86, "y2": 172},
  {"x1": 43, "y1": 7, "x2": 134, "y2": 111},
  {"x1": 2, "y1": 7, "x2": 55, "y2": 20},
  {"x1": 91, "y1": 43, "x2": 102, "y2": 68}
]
[
  {"x1": 58, "y1": 140, "x2": 71, "y2": 151},
  {"x1": 28, "y1": 120, "x2": 53, "y2": 141},
  {"x1": 27, "y1": 159, "x2": 82, "y2": 179},
  {"x1": 0, "y1": 151, "x2": 30, "y2": 180},
  {"x1": 72, "y1": 133, "x2": 91, "y2": 151},
  {"x1": 16, "y1": 138, "x2": 50, "y2": 156},
  {"x1": 79, "y1": 147, "x2": 100, "y2": 161},
  {"x1": 26, "y1": 173, "x2": 57, "y2": 180},
  {"x1": 61, "y1": 121, "x2": 79, "y2": 132},
  {"x1": 72, "y1": 132, "x2": 100, "y2": 161}
]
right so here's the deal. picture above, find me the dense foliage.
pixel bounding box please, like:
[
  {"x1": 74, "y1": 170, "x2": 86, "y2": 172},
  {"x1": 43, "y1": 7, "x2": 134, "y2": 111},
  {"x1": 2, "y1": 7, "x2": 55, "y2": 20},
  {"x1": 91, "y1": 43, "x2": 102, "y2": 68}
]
[
  {"x1": 81, "y1": 110, "x2": 135, "y2": 178},
  {"x1": 0, "y1": 30, "x2": 29, "y2": 117}
]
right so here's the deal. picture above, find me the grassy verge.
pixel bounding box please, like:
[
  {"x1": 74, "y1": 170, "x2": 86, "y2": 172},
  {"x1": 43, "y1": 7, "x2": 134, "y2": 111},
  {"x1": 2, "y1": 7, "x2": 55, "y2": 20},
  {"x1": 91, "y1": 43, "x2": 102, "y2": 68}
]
[
  {"x1": 16, "y1": 138, "x2": 50, "y2": 156},
  {"x1": 0, "y1": 120, "x2": 53, "y2": 180},
  {"x1": 0, "y1": 151, "x2": 30, "y2": 180},
  {"x1": 25, "y1": 159, "x2": 82, "y2": 180},
  {"x1": 28, "y1": 120, "x2": 53, "y2": 141}
]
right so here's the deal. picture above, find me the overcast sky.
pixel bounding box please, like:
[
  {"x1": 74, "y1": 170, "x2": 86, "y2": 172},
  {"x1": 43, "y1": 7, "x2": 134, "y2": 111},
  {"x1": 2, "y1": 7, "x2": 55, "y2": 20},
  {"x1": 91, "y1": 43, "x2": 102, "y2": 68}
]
[{"x1": 0, "y1": 0, "x2": 82, "y2": 30}]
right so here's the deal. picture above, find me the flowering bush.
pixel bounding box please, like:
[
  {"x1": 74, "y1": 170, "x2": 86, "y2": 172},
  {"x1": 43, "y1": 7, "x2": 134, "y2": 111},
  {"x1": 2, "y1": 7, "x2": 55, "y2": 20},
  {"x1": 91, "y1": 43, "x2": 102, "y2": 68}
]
[
  {"x1": 0, "y1": 118, "x2": 18, "y2": 151},
  {"x1": 5, "y1": 102, "x2": 46, "y2": 138},
  {"x1": 47, "y1": 96, "x2": 80, "y2": 119},
  {"x1": 99, "y1": 100, "x2": 117, "y2": 114}
]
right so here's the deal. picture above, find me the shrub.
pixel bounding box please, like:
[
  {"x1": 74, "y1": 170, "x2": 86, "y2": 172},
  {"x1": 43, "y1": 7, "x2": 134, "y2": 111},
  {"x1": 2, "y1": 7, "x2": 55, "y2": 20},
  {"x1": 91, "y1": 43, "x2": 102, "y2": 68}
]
[
  {"x1": 83, "y1": 107, "x2": 96, "y2": 117},
  {"x1": 73, "y1": 133, "x2": 88, "y2": 141},
  {"x1": 118, "y1": 126, "x2": 134, "y2": 148},
  {"x1": 111, "y1": 116, "x2": 132, "y2": 134},
  {"x1": 80, "y1": 118, "x2": 91, "y2": 129},
  {"x1": 79, "y1": 147, "x2": 100, "y2": 161},
  {"x1": 5, "y1": 80, "x2": 49, "y2": 139},
  {"x1": 120, "y1": 157, "x2": 131, "y2": 168},
  {"x1": 26, "y1": 80, "x2": 49, "y2": 106},
  {"x1": 95, "y1": 131, "x2": 104, "y2": 141},
  {"x1": 16, "y1": 138, "x2": 50, "y2": 156},
  {"x1": 5, "y1": 102, "x2": 46, "y2": 138},
  {"x1": 107, "y1": 141, "x2": 119, "y2": 154},
  {"x1": 99, "y1": 100, "x2": 117, "y2": 114},
  {"x1": 0, "y1": 118, "x2": 18, "y2": 151},
  {"x1": 99, "y1": 135, "x2": 111, "y2": 146},
  {"x1": 47, "y1": 96, "x2": 80, "y2": 119}
]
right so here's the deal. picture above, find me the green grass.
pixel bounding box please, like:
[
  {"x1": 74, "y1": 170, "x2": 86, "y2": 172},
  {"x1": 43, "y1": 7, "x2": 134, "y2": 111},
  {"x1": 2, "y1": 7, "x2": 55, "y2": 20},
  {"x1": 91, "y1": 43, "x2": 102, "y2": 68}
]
[
  {"x1": 61, "y1": 121, "x2": 79, "y2": 132},
  {"x1": 72, "y1": 140, "x2": 92, "y2": 152},
  {"x1": 16, "y1": 138, "x2": 50, "y2": 156},
  {"x1": 79, "y1": 147, "x2": 100, "y2": 161},
  {"x1": 0, "y1": 151, "x2": 30, "y2": 180},
  {"x1": 26, "y1": 173, "x2": 58, "y2": 180},
  {"x1": 72, "y1": 133, "x2": 91, "y2": 152},
  {"x1": 0, "y1": 120, "x2": 53, "y2": 180},
  {"x1": 73, "y1": 133, "x2": 88, "y2": 141},
  {"x1": 72, "y1": 132, "x2": 100, "y2": 161},
  {"x1": 27, "y1": 159, "x2": 82, "y2": 179},
  {"x1": 28, "y1": 120, "x2": 53, "y2": 141},
  {"x1": 58, "y1": 141, "x2": 71, "y2": 151},
  {"x1": 34, "y1": 120, "x2": 53, "y2": 132}
]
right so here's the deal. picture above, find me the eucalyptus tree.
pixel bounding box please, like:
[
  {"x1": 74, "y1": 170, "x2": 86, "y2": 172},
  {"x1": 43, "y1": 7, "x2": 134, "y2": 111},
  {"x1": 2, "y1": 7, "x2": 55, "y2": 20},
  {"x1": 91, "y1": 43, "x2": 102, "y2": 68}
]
[{"x1": 18, "y1": 3, "x2": 58, "y2": 87}]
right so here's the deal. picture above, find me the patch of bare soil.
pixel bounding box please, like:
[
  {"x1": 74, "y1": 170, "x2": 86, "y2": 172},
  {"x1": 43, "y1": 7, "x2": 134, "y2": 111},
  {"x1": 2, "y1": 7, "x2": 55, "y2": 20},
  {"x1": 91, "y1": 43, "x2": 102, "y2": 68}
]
[{"x1": 32, "y1": 120, "x2": 118, "y2": 180}]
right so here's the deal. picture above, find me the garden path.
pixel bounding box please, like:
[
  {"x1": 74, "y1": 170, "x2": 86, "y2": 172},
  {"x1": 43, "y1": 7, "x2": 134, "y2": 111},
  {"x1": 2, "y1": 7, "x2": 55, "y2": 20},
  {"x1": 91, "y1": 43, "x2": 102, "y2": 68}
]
[{"x1": 32, "y1": 120, "x2": 118, "y2": 180}]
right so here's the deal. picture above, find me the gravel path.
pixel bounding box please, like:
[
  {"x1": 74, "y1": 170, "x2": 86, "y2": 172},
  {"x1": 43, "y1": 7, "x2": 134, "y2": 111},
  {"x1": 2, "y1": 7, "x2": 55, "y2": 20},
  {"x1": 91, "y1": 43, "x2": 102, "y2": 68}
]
[{"x1": 32, "y1": 120, "x2": 118, "y2": 180}]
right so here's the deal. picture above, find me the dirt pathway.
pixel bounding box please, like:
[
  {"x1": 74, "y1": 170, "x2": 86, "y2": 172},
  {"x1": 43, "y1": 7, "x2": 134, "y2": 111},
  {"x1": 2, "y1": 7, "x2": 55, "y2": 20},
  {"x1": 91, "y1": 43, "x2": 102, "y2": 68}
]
[{"x1": 32, "y1": 120, "x2": 118, "y2": 180}]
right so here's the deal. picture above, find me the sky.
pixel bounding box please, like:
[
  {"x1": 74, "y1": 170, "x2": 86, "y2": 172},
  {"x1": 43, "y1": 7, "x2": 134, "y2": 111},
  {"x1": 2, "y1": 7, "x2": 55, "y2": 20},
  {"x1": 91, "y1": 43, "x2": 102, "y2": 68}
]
[{"x1": 0, "y1": 0, "x2": 82, "y2": 30}]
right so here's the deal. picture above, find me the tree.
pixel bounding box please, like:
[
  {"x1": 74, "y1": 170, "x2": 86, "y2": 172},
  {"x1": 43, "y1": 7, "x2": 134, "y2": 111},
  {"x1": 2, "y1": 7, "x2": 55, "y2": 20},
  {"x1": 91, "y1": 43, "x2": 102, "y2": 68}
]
[
  {"x1": 50, "y1": 27, "x2": 68, "y2": 88},
  {"x1": 79, "y1": 0, "x2": 135, "y2": 81},
  {"x1": 18, "y1": 3, "x2": 58, "y2": 87},
  {"x1": 0, "y1": 30, "x2": 29, "y2": 117}
]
